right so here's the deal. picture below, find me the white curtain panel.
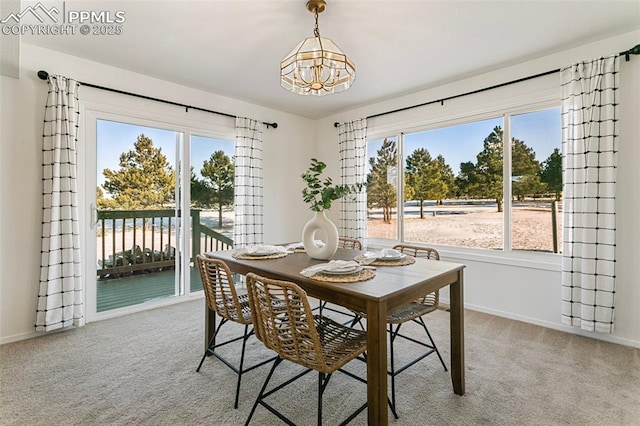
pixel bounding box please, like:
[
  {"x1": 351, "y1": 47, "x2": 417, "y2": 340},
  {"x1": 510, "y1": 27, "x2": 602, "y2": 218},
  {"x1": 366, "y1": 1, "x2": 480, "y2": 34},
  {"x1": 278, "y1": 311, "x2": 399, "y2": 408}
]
[
  {"x1": 560, "y1": 55, "x2": 619, "y2": 333},
  {"x1": 35, "y1": 75, "x2": 83, "y2": 332},
  {"x1": 337, "y1": 118, "x2": 368, "y2": 247},
  {"x1": 233, "y1": 117, "x2": 264, "y2": 247}
]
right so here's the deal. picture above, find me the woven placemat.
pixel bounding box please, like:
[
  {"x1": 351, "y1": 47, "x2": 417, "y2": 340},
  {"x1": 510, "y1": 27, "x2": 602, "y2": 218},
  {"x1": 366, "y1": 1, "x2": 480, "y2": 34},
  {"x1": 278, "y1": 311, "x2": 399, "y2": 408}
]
[
  {"x1": 310, "y1": 268, "x2": 376, "y2": 283},
  {"x1": 232, "y1": 252, "x2": 289, "y2": 260},
  {"x1": 353, "y1": 255, "x2": 415, "y2": 267}
]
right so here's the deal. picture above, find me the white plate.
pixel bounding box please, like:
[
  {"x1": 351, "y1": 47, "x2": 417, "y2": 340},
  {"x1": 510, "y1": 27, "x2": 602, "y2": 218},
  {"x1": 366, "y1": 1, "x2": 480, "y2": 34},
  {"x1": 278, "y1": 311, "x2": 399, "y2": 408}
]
[
  {"x1": 243, "y1": 251, "x2": 277, "y2": 257},
  {"x1": 322, "y1": 266, "x2": 363, "y2": 275},
  {"x1": 376, "y1": 253, "x2": 406, "y2": 261}
]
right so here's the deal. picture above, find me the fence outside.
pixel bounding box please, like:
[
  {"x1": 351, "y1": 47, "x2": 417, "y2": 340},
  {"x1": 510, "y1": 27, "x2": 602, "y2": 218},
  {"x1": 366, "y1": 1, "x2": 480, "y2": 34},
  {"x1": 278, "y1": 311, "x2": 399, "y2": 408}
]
[{"x1": 96, "y1": 209, "x2": 233, "y2": 279}]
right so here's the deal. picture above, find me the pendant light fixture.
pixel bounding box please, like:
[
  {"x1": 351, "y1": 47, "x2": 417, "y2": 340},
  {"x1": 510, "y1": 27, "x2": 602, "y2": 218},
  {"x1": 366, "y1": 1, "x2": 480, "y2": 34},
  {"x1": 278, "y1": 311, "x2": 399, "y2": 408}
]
[{"x1": 280, "y1": 0, "x2": 355, "y2": 96}]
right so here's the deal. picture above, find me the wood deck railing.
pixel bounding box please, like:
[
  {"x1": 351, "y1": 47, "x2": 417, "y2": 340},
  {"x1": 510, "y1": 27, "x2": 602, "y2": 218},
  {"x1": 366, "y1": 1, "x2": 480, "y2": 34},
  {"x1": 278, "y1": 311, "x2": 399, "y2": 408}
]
[{"x1": 97, "y1": 209, "x2": 233, "y2": 279}]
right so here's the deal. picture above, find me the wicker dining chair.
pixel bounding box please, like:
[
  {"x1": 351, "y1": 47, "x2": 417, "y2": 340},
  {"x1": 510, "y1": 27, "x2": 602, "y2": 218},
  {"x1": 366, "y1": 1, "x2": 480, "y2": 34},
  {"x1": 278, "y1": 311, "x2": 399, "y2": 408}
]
[
  {"x1": 317, "y1": 236, "x2": 364, "y2": 317},
  {"x1": 195, "y1": 255, "x2": 275, "y2": 409},
  {"x1": 244, "y1": 272, "x2": 368, "y2": 426},
  {"x1": 338, "y1": 236, "x2": 363, "y2": 250},
  {"x1": 350, "y1": 244, "x2": 447, "y2": 419}
]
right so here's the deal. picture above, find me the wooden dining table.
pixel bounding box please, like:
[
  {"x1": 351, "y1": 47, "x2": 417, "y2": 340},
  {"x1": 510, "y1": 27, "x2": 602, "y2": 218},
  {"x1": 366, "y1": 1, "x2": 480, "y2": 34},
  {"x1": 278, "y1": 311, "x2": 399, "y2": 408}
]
[{"x1": 204, "y1": 247, "x2": 466, "y2": 425}]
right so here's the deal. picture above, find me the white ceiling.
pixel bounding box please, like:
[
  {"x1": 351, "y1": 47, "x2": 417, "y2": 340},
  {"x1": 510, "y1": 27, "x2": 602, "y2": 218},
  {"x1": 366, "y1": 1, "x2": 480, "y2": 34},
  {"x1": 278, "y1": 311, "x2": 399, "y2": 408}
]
[{"x1": 22, "y1": 0, "x2": 640, "y2": 119}]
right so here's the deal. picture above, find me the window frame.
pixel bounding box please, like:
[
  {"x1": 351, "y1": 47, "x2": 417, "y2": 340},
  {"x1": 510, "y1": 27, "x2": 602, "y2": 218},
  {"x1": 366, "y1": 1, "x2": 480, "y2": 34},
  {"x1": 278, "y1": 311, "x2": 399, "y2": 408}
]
[{"x1": 365, "y1": 98, "x2": 562, "y2": 271}]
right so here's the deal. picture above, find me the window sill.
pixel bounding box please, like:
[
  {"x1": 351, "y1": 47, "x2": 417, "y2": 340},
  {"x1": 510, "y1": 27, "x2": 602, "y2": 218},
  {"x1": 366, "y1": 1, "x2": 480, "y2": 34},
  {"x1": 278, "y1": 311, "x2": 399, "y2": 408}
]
[{"x1": 366, "y1": 238, "x2": 562, "y2": 272}]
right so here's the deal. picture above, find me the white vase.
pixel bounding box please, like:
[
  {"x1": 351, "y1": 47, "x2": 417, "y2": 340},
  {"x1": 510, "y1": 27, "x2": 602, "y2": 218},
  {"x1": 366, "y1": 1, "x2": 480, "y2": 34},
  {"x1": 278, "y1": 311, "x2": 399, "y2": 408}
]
[{"x1": 302, "y1": 211, "x2": 339, "y2": 260}]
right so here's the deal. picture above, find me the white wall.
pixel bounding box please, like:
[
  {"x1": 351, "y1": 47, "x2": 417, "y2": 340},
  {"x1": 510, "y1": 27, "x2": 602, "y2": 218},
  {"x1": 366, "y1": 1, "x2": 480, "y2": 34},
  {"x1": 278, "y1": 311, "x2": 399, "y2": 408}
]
[
  {"x1": 2, "y1": 33, "x2": 639, "y2": 348},
  {"x1": 316, "y1": 30, "x2": 640, "y2": 348},
  {"x1": 0, "y1": 43, "x2": 315, "y2": 343}
]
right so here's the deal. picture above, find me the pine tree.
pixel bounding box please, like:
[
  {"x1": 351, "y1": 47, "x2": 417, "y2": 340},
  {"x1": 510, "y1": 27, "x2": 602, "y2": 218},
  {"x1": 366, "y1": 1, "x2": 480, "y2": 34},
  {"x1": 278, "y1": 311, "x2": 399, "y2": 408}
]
[
  {"x1": 367, "y1": 138, "x2": 397, "y2": 223},
  {"x1": 540, "y1": 148, "x2": 563, "y2": 200},
  {"x1": 101, "y1": 134, "x2": 175, "y2": 209},
  {"x1": 511, "y1": 138, "x2": 543, "y2": 201},
  {"x1": 472, "y1": 126, "x2": 504, "y2": 212},
  {"x1": 434, "y1": 154, "x2": 456, "y2": 204},
  {"x1": 454, "y1": 126, "x2": 542, "y2": 212},
  {"x1": 199, "y1": 151, "x2": 235, "y2": 228},
  {"x1": 405, "y1": 148, "x2": 449, "y2": 218}
]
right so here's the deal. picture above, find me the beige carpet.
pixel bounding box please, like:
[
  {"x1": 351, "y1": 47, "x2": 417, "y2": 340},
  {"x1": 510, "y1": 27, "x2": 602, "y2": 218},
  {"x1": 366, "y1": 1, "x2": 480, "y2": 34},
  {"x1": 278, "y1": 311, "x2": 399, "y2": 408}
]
[{"x1": 1, "y1": 299, "x2": 639, "y2": 425}]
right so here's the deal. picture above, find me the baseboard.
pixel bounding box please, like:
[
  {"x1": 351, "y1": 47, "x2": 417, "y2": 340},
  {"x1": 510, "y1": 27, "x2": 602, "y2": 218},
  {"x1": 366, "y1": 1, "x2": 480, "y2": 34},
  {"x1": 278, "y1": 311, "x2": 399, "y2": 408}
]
[
  {"x1": 440, "y1": 297, "x2": 640, "y2": 349},
  {"x1": 1, "y1": 294, "x2": 205, "y2": 346},
  {"x1": 1, "y1": 330, "x2": 44, "y2": 345}
]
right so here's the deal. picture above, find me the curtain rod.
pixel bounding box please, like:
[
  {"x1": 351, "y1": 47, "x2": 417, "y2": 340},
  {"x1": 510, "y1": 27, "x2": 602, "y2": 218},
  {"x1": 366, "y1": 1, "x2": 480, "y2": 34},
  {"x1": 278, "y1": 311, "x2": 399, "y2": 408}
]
[
  {"x1": 36, "y1": 70, "x2": 278, "y2": 129},
  {"x1": 334, "y1": 43, "x2": 640, "y2": 128}
]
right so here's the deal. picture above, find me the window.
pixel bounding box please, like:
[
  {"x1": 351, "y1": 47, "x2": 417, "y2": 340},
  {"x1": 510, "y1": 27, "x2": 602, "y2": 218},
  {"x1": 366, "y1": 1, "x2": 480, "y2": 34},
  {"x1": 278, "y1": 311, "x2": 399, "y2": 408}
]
[{"x1": 366, "y1": 106, "x2": 562, "y2": 254}]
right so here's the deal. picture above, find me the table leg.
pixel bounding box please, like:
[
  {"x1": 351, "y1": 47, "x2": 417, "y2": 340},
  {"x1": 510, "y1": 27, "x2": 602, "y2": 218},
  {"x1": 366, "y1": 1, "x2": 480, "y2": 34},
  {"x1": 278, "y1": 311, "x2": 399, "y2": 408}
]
[
  {"x1": 449, "y1": 270, "x2": 465, "y2": 395},
  {"x1": 366, "y1": 300, "x2": 388, "y2": 425}
]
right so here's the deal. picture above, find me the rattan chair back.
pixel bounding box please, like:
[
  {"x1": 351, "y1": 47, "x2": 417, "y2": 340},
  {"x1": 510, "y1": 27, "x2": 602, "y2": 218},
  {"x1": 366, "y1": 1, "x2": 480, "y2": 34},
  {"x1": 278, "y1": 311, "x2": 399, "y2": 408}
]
[
  {"x1": 246, "y1": 273, "x2": 367, "y2": 374},
  {"x1": 196, "y1": 255, "x2": 252, "y2": 325},
  {"x1": 338, "y1": 237, "x2": 363, "y2": 250},
  {"x1": 246, "y1": 273, "x2": 328, "y2": 372},
  {"x1": 392, "y1": 244, "x2": 440, "y2": 307}
]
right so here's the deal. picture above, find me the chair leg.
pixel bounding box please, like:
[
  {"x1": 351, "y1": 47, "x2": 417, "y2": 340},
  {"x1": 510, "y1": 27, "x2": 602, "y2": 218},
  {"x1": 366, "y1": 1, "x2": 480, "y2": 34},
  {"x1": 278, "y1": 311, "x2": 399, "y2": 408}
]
[
  {"x1": 196, "y1": 313, "x2": 225, "y2": 372},
  {"x1": 234, "y1": 324, "x2": 251, "y2": 409},
  {"x1": 196, "y1": 333, "x2": 215, "y2": 372},
  {"x1": 418, "y1": 316, "x2": 447, "y2": 371},
  {"x1": 244, "y1": 357, "x2": 283, "y2": 426},
  {"x1": 245, "y1": 359, "x2": 364, "y2": 426},
  {"x1": 198, "y1": 315, "x2": 275, "y2": 410},
  {"x1": 318, "y1": 372, "x2": 323, "y2": 426},
  {"x1": 388, "y1": 323, "x2": 400, "y2": 420},
  {"x1": 350, "y1": 315, "x2": 366, "y2": 331},
  {"x1": 317, "y1": 372, "x2": 332, "y2": 426}
]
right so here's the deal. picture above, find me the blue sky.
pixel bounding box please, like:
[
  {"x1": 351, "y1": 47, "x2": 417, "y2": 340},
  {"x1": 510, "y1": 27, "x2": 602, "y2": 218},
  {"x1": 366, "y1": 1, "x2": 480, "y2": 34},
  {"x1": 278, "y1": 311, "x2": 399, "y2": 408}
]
[
  {"x1": 190, "y1": 135, "x2": 234, "y2": 178},
  {"x1": 371, "y1": 107, "x2": 560, "y2": 175},
  {"x1": 96, "y1": 120, "x2": 233, "y2": 187}
]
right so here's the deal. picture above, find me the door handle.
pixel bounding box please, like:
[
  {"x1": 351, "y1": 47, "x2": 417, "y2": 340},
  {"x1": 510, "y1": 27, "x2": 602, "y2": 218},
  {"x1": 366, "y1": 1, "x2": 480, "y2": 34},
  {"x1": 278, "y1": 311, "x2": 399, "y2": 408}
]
[{"x1": 90, "y1": 203, "x2": 98, "y2": 229}]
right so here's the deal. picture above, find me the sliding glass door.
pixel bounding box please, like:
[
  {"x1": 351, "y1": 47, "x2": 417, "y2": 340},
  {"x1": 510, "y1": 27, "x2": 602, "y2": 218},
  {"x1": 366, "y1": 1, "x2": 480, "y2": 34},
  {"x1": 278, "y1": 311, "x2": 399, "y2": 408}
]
[{"x1": 84, "y1": 111, "x2": 235, "y2": 319}]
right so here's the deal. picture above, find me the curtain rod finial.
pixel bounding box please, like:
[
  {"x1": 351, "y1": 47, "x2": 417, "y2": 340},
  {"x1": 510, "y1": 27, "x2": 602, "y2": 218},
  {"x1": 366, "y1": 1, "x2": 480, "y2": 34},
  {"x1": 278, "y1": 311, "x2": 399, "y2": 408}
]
[
  {"x1": 620, "y1": 43, "x2": 640, "y2": 61},
  {"x1": 37, "y1": 70, "x2": 49, "y2": 80}
]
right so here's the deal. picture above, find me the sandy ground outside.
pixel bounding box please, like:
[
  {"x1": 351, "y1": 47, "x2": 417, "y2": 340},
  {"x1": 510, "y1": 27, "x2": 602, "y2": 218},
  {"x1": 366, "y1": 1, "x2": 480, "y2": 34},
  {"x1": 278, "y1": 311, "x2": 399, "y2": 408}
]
[{"x1": 368, "y1": 204, "x2": 562, "y2": 252}]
